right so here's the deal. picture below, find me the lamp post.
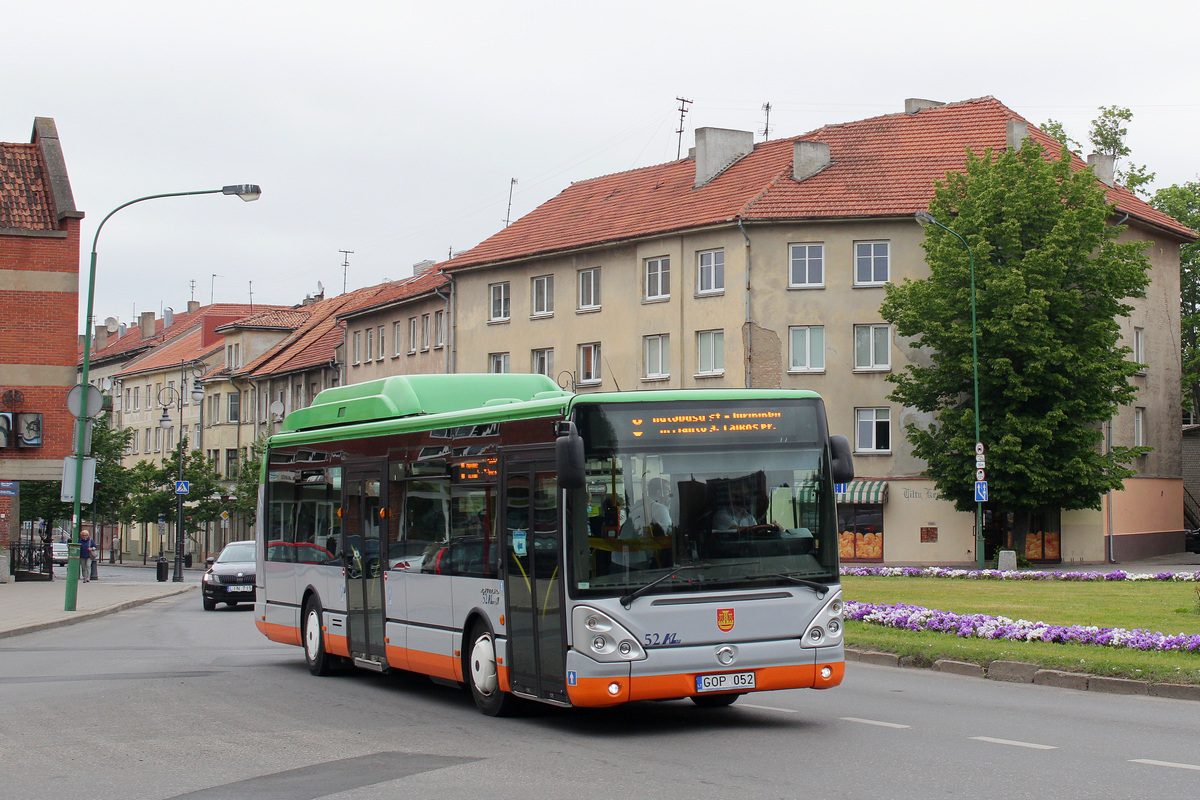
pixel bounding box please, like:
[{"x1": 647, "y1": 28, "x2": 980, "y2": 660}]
[
  {"x1": 915, "y1": 210, "x2": 985, "y2": 571},
  {"x1": 66, "y1": 185, "x2": 261, "y2": 611},
  {"x1": 158, "y1": 361, "x2": 207, "y2": 582}
]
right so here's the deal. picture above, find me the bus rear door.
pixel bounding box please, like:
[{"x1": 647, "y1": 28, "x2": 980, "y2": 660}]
[
  {"x1": 502, "y1": 451, "x2": 568, "y2": 704},
  {"x1": 343, "y1": 459, "x2": 387, "y2": 669}
]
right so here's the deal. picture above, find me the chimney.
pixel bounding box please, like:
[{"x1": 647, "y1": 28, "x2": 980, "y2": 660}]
[
  {"x1": 1006, "y1": 120, "x2": 1028, "y2": 152},
  {"x1": 694, "y1": 127, "x2": 755, "y2": 188},
  {"x1": 139, "y1": 311, "x2": 156, "y2": 340},
  {"x1": 163, "y1": 307, "x2": 174, "y2": 329},
  {"x1": 905, "y1": 98, "x2": 944, "y2": 114},
  {"x1": 794, "y1": 141, "x2": 831, "y2": 181},
  {"x1": 92, "y1": 324, "x2": 107, "y2": 353},
  {"x1": 188, "y1": 300, "x2": 200, "y2": 313},
  {"x1": 1087, "y1": 153, "x2": 1115, "y2": 186}
]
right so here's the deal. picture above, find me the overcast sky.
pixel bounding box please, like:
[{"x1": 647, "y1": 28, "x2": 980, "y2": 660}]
[{"x1": 5, "y1": 0, "x2": 1198, "y2": 331}]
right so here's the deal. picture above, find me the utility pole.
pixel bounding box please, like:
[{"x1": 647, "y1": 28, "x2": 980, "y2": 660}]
[
  {"x1": 504, "y1": 178, "x2": 518, "y2": 227},
  {"x1": 339, "y1": 250, "x2": 354, "y2": 294},
  {"x1": 761, "y1": 102, "x2": 772, "y2": 141},
  {"x1": 210, "y1": 274, "x2": 221, "y2": 304},
  {"x1": 675, "y1": 97, "x2": 692, "y2": 159}
]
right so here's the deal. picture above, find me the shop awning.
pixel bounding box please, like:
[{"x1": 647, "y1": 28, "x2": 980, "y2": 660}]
[{"x1": 837, "y1": 479, "x2": 888, "y2": 505}]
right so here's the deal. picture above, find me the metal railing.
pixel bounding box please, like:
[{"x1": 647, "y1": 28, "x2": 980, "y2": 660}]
[
  {"x1": 8, "y1": 540, "x2": 53, "y2": 581},
  {"x1": 1185, "y1": 485, "x2": 1200, "y2": 531}
]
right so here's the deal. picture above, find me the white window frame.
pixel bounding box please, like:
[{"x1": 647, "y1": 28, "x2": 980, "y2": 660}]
[
  {"x1": 392, "y1": 321, "x2": 402, "y2": 356},
  {"x1": 1134, "y1": 327, "x2": 1146, "y2": 375},
  {"x1": 854, "y1": 324, "x2": 891, "y2": 371},
  {"x1": 643, "y1": 334, "x2": 670, "y2": 380},
  {"x1": 366, "y1": 327, "x2": 374, "y2": 362},
  {"x1": 854, "y1": 241, "x2": 890, "y2": 286},
  {"x1": 697, "y1": 249, "x2": 725, "y2": 295},
  {"x1": 227, "y1": 391, "x2": 240, "y2": 423},
  {"x1": 434, "y1": 310, "x2": 445, "y2": 348},
  {"x1": 578, "y1": 267, "x2": 601, "y2": 311},
  {"x1": 532, "y1": 348, "x2": 554, "y2": 376},
  {"x1": 788, "y1": 325, "x2": 825, "y2": 372},
  {"x1": 696, "y1": 329, "x2": 725, "y2": 376},
  {"x1": 408, "y1": 317, "x2": 418, "y2": 354},
  {"x1": 352, "y1": 331, "x2": 362, "y2": 364},
  {"x1": 789, "y1": 243, "x2": 824, "y2": 288},
  {"x1": 488, "y1": 352, "x2": 510, "y2": 373},
  {"x1": 645, "y1": 256, "x2": 670, "y2": 301},
  {"x1": 532, "y1": 275, "x2": 554, "y2": 317},
  {"x1": 578, "y1": 343, "x2": 601, "y2": 385},
  {"x1": 1134, "y1": 407, "x2": 1146, "y2": 448},
  {"x1": 378, "y1": 326, "x2": 386, "y2": 360},
  {"x1": 489, "y1": 282, "x2": 510, "y2": 322},
  {"x1": 421, "y1": 314, "x2": 431, "y2": 351},
  {"x1": 855, "y1": 407, "x2": 891, "y2": 453}
]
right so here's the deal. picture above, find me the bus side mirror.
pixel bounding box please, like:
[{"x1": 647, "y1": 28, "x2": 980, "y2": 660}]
[
  {"x1": 556, "y1": 422, "x2": 585, "y2": 490},
  {"x1": 829, "y1": 435, "x2": 854, "y2": 484}
]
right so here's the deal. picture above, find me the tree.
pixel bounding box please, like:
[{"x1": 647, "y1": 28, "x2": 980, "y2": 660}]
[
  {"x1": 229, "y1": 433, "x2": 268, "y2": 525},
  {"x1": 124, "y1": 440, "x2": 225, "y2": 554},
  {"x1": 1040, "y1": 106, "x2": 1155, "y2": 196},
  {"x1": 881, "y1": 140, "x2": 1152, "y2": 541},
  {"x1": 1040, "y1": 119, "x2": 1080, "y2": 153},
  {"x1": 1151, "y1": 180, "x2": 1200, "y2": 418}
]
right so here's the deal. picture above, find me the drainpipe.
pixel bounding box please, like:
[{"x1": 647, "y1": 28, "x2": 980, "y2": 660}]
[
  {"x1": 444, "y1": 273, "x2": 457, "y2": 373},
  {"x1": 1107, "y1": 419, "x2": 1117, "y2": 563},
  {"x1": 435, "y1": 276, "x2": 454, "y2": 374},
  {"x1": 738, "y1": 219, "x2": 752, "y2": 389},
  {"x1": 334, "y1": 318, "x2": 348, "y2": 385}
]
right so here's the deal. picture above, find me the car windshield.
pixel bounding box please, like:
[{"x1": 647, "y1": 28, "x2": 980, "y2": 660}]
[
  {"x1": 218, "y1": 544, "x2": 256, "y2": 563},
  {"x1": 568, "y1": 399, "x2": 838, "y2": 598}
]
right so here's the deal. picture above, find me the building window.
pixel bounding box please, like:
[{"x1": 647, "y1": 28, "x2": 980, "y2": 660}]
[
  {"x1": 132, "y1": 387, "x2": 139, "y2": 411},
  {"x1": 208, "y1": 394, "x2": 221, "y2": 424},
  {"x1": 228, "y1": 392, "x2": 240, "y2": 423},
  {"x1": 1135, "y1": 407, "x2": 1146, "y2": 448},
  {"x1": 645, "y1": 257, "x2": 670, "y2": 300},
  {"x1": 131, "y1": 428, "x2": 139, "y2": 455},
  {"x1": 226, "y1": 448, "x2": 240, "y2": 479},
  {"x1": 377, "y1": 326, "x2": 385, "y2": 360},
  {"x1": 434, "y1": 310, "x2": 445, "y2": 348},
  {"x1": 352, "y1": 331, "x2": 362, "y2": 364},
  {"x1": 855, "y1": 241, "x2": 890, "y2": 285},
  {"x1": 408, "y1": 317, "x2": 418, "y2": 354},
  {"x1": 789, "y1": 325, "x2": 825, "y2": 372},
  {"x1": 154, "y1": 426, "x2": 162, "y2": 453},
  {"x1": 789, "y1": 243, "x2": 824, "y2": 288},
  {"x1": 532, "y1": 275, "x2": 554, "y2": 316},
  {"x1": 532, "y1": 348, "x2": 554, "y2": 377},
  {"x1": 226, "y1": 343, "x2": 241, "y2": 370},
  {"x1": 421, "y1": 314, "x2": 431, "y2": 351},
  {"x1": 578, "y1": 268, "x2": 601, "y2": 311},
  {"x1": 838, "y1": 505, "x2": 884, "y2": 562},
  {"x1": 489, "y1": 282, "x2": 510, "y2": 322},
  {"x1": 644, "y1": 334, "x2": 670, "y2": 380},
  {"x1": 854, "y1": 324, "x2": 890, "y2": 370},
  {"x1": 489, "y1": 352, "x2": 510, "y2": 373},
  {"x1": 578, "y1": 343, "x2": 601, "y2": 384},
  {"x1": 1134, "y1": 327, "x2": 1146, "y2": 374},
  {"x1": 855, "y1": 407, "x2": 891, "y2": 453},
  {"x1": 696, "y1": 329, "x2": 724, "y2": 376},
  {"x1": 144, "y1": 428, "x2": 151, "y2": 453},
  {"x1": 366, "y1": 327, "x2": 374, "y2": 361},
  {"x1": 697, "y1": 249, "x2": 724, "y2": 295},
  {"x1": 393, "y1": 321, "x2": 403, "y2": 356}
]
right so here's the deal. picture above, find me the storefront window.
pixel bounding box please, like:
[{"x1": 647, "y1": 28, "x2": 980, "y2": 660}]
[
  {"x1": 1024, "y1": 508, "x2": 1061, "y2": 563},
  {"x1": 838, "y1": 504, "x2": 883, "y2": 562}
]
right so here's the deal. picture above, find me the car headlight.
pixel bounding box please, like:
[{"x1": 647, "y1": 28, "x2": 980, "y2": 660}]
[
  {"x1": 203, "y1": 572, "x2": 220, "y2": 584},
  {"x1": 801, "y1": 589, "x2": 844, "y2": 648},
  {"x1": 571, "y1": 607, "x2": 646, "y2": 662}
]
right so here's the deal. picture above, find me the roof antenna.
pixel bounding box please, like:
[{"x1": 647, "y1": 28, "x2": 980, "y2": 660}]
[
  {"x1": 210, "y1": 274, "x2": 221, "y2": 304},
  {"x1": 504, "y1": 178, "x2": 518, "y2": 227},
  {"x1": 339, "y1": 250, "x2": 354, "y2": 294},
  {"x1": 248, "y1": 280, "x2": 253, "y2": 312},
  {"x1": 761, "y1": 102, "x2": 772, "y2": 141},
  {"x1": 675, "y1": 97, "x2": 692, "y2": 159}
]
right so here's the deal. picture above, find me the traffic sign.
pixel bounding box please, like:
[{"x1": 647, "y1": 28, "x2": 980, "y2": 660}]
[
  {"x1": 175, "y1": 481, "x2": 190, "y2": 495},
  {"x1": 975, "y1": 442, "x2": 985, "y2": 455},
  {"x1": 975, "y1": 481, "x2": 988, "y2": 502}
]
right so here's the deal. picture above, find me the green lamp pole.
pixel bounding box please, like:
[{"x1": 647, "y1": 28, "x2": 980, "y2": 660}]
[
  {"x1": 915, "y1": 211, "x2": 985, "y2": 571},
  {"x1": 66, "y1": 185, "x2": 261, "y2": 611}
]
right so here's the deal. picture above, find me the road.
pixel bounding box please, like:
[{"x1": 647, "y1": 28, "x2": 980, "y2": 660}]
[{"x1": 2, "y1": 592, "x2": 1198, "y2": 799}]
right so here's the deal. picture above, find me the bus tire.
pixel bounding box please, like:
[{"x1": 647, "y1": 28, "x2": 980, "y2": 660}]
[
  {"x1": 466, "y1": 623, "x2": 519, "y2": 717},
  {"x1": 691, "y1": 693, "x2": 741, "y2": 708},
  {"x1": 303, "y1": 597, "x2": 335, "y2": 676}
]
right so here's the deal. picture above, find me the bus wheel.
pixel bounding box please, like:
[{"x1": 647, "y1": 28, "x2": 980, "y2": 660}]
[
  {"x1": 467, "y1": 624, "x2": 519, "y2": 717},
  {"x1": 691, "y1": 693, "x2": 741, "y2": 708},
  {"x1": 303, "y1": 598, "x2": 335, "y2": 676}
]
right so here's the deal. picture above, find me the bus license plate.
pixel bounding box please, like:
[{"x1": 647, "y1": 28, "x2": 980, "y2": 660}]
[
  {"x1": 696, "y1": 671, "x2": 755, "y2": 692},
  {"x1": 227, "y1": 585, "x2": 253, "y2": 592}
]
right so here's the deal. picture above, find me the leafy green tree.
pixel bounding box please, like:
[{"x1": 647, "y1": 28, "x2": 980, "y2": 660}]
[
  {"x1": 124, "y1": 440, "x2": 225, "y2": 553},
  {"x1": 1040, "y1": 119, "x2": 1080, "y2": 153},
  {"x1": 230, "y1": 433, "x2": 268, "y2": 525},
  {"x1": 881, "y1": 140, "x2": 1152, "y2": 541},
  {"x1": 1040, "y1": 106, "x2": 1155, "y2": 196},
  {"x1": 1151, "y1": 180, "x2": 1200, "y2": 418}
]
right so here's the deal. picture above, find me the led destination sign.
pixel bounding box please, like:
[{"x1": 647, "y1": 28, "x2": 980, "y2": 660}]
[
  {"x1": 577, "y1": 400, "x2": 822, "y2": 450},
  {"x1": 455, "y1": 457, "x2": 499, "y2": 483},
  {"x1": 636, "y1": 410, "x2": 783, "y2": 437}
]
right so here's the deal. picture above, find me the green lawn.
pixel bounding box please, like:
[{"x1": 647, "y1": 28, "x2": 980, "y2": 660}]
[{"x1": 841, "y1": 576, "x2": 1200, "y2": 685}]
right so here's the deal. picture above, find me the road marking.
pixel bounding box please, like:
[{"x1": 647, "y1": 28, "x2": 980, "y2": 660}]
[
  {"x1": 741, "y1": 703, "x2": 799, "y2": 713},
  {"x1": 1130, "y1": 759, "x2": 1200, "y2": 772},
  {"x1": 970, "y1": 736, "x2": 1056, "y2": 750},
  {"x1": 841, "y1": 717, "x2": 910, "y2": 729}
]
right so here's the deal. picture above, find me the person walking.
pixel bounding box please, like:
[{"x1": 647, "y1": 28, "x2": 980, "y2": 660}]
[{"x1": 79, "y1": 530, "x2": 96, "y2": 583}]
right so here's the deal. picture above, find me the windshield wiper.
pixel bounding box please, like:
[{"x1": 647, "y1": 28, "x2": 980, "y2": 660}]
[
  {"x1": 737, "y1": 572, "x2": 830, "y2": 597},
  {"x1": 620, "y1": 563, "x2": 713, "y2": 608}
]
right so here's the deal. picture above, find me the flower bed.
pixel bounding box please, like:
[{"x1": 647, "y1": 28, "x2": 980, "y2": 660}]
[
  {"x1": 845, "y1": 601, "x2": 1200, "y2": 653},
  {"x1": 841, "y1": 566, "x2": 1200, "y2": 582}
]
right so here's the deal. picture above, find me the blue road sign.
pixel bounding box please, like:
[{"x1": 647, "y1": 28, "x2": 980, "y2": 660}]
[
  {"x1": 175, "y1": 480, "x2": 190, "y2": 495},
  {"x1": 975, "y1": 481, "x2": 988, "y2": 503},
  {"x1": 834, "y1": 483, "x2": 848, "y2": 494}
]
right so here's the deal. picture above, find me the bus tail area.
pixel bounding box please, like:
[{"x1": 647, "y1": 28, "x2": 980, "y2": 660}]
[{"x1": 255, "y1": 374, "x2": 854, "y2": 715}]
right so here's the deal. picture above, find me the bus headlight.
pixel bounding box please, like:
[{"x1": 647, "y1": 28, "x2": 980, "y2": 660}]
[
  {"x1": 572, "y1": 606, "x2": 646, "y2": 662},
  {"x1": 801, "y1": 589, "x2": 844, "y2": 649}
]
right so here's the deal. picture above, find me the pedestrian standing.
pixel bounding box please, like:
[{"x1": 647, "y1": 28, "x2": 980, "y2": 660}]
[{"x1": 79, "y1": 530, "x2": 96, "y2": 583}]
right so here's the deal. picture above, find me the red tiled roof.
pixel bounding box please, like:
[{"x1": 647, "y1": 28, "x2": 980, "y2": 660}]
[
  {"x1": 0, "y1": 142, "x2": 54, "y2": 230},
  {"x1": 114, "y1": 327, "x2": 222, "y2": 380},
  {"x1": 92, "y1": 303, "x2": 285, "y2": 367},
  {"x1": 216, "y1": 308, "x2": 313, "y2": 331},
  {"x1": 444, "y1": 97, "x2": 1193, "y2": 271}
]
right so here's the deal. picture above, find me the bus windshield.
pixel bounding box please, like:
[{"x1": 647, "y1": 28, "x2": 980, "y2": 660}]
[{"x1": 568, "y1": 399, "x2": 838, "y2": 598}]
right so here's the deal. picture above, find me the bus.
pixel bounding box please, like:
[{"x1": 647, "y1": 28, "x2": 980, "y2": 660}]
[{"x1": 255, "y1": 373, "x2": 854, "y2": 715}]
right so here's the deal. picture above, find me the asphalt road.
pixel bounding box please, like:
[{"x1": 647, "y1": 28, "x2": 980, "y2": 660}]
[{"x1": 2, "y1": 592, "x2": 1198, "y2": 799}]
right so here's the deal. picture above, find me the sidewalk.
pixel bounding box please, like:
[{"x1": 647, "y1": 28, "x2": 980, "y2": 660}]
[{"x1": 0, "y1": 564, "x2": 199, "y2": 640}]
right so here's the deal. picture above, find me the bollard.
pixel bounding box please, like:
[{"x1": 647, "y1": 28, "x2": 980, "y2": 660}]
[
  {"x1": 156, "y1": 557, "x2": 169, "y2": 582},
  {"x1": 997, "y1": 550, "x2": 1018, "y2": 571}
]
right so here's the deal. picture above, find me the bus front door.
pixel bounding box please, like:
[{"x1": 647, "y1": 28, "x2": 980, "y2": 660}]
[
  {"x1": 343, "y1": 460, "x2": 387, "y2": 666},
  {"x1": 502, "y1": 455, "x2": 567, "y2": 704}
]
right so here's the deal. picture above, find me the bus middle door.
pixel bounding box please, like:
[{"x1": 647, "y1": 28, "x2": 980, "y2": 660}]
[
  {"x1": 343, "y1": 459, "x2": 387, "y2": 668},
  {"x1": 502, "y1": 452, "x2": 567, "y2": 704}
]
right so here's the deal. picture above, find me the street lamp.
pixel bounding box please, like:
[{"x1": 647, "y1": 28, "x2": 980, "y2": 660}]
[
  {"x1": 158, "y1": 361, "x2": 207, "y2": 582},
  {"x1": 66, "y1": 185, "x2": 261, "y2": 611},
  {"x1": 915, "y1": 210, "x2": 985, "y2": 571}
]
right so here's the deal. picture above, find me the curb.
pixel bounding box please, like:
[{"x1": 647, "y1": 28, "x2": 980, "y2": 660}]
[
  {"x1": 845, "y1": 647, "x2": 1200, "y2": 701},
  {"x1": 0, "y1": 585, "x2": 196, "y2": 641}
]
